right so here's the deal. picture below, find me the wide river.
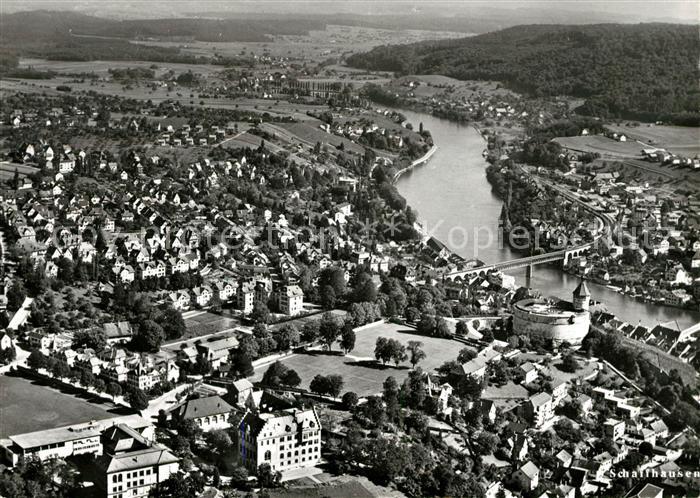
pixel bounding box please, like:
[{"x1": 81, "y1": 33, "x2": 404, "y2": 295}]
[{"x1": 395, "y1": 109, "x2": 700, "y2": 330}]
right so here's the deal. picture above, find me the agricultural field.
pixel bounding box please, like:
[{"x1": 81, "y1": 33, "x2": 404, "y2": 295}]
[
  {"x1": 270, "y1": 122, "x2": 366, "y2": 154},
  {"x1": 135, "y1": 24, "x2": 465, "y2": 61},
  {"x1": 0, "y1": 375, "x2": 117, "y2": 438},
  {"x1": 595, "y1": 158, "x2": 700, "y2": 190},
  {"x1": 553, "y1": 135, "x2": 644, "y2": 158},
  {"x1": 0, "y1": 161, "x2": 40, "y2": 181},
  {"x1": 173, "y1": 310, "x2": 240, "y2": 343},
  {"x1": 251, "y1": 321, "x2": 460, "y2": 396},
  {"x1": 18, "y1": 58, "x2": 224, "y2": 79},
  {"x1": 606, "y1": 123, "x2": 700, "y2": 157}
]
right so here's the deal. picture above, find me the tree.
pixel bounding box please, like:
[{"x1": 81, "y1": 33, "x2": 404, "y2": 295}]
[
  {"x1": 320, "y1": 284, "x2": 337, "y2": 310},
  {"x1": 27, "y1": 349, "x2": 46, "y2": 370},
  {"x1": 260, "y1": 360, "x2": 301, "y2": 388},
  {"x1": 319, "y1": 312, "x2": 340, "y2": 350},
  {"x1": 205, "y1": 430, "x2": 233, "y2": 453},
  {"x1": 342, "y1": 391, "x2": 359, "y2": 410},
  {"x1": 417, "y1": 314, "x2": 436, "y2": 335},
  {"x1": 159, "y1": 307, "x2": 187, "y2": 340},
  {"x1": 80, "y1": 369, "x2": 95, "y2": 388},
  {"x1": 391, "y1": 342, "x2": 407, "y2": 366},
  {"x1": 310, "y1": 374, "x2": 330, "y2": 396},
  {"x1": 51, "y1": 360, "x2": 70, "y2": 379},
  {"x1": 353, "y1": 273, "x2": 378, "y2": 302},
  {"x1": 375, "y1": 337, "x2": 392, "y2": 364},
  {"x1": 407, "y1": 341, "x2": 426, "y2": 368},
  {"x1": 6, "y1": 281, "x2": 26, "y2": 311},
  {"x1": 302, "y1": 320, "x2": 320, "y2": 343},
  {"x1": 281, "y1": 369, "x2": 301, "y2": 387},
  {"x1": 132, "y1": 320, "x2": 164, "y2": 352},
  {"x1": 229, "y1": 350, "x2": 254, "y2": 378},
  {"x1": 433, "y1": 317, "x2": 451, "y2": 338},
  {"x1": 73, "y1": 328, "x2": 107, "y2": 352},
  {"x1": 251, "y1": 301, "x2": 271, "y2": 324},
  {"x1": 327, "y1": 374, "x2": 344, "y2": 398},
  {"x1": 107, "y1": 382, "x2": 122, "y2": 400},
  {"x1": 561, "y1": 353, "x2": 581, "y2": 373},
  {"x1": 126, "y1": 388, "x2": 149, "y2": 411},
  {"x1": 277, "y1": 323, "x2": 300, "y2": 350},
  {"x1": 93, "y1": 378, "x2": 106, "y2": 393},
  {"x1": 340, "y1": 322, "x2": 356, "y2": 354},
  {"x1": 455, "y1": 320, "x2": 469, "y2": 336},
  {"x1": 457, "y1": 347, "x2": 477, "y2": 363},
  {"x1": 318, "y1": 266, "x2": 346, "y2": 297},
  {"x1": 257, "y1": 463, "x2": 281, "y2": 489}
]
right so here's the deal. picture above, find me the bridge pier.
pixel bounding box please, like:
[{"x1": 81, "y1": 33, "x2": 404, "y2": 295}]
[{"x1": 526, "y1": 263, "x2": 533, "y2": 279}]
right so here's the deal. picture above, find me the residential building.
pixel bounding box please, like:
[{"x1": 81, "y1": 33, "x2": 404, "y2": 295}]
[
  {"x1": 230, "y1": 378, "x2": 255, "y2": 407},
  {"x1": 239, "y1": 407, "x2": 321, "y2": 474},
  {"x1": 95, "y1": 424, "x2": 179, "y2": 498},
  {"x1": 278, "y1": 285, "x2": 304, "y2": 316},
  {"x1": 525, "y1": 392, "x2": 553, "y2": 428},
  {"x1": 171, "y1": 396, "x2": 233, "y2": 432},
  {"x1": 515, "y1": 461, "x2": 539, "y2": 491},
  {"x1": 196, "y1": 336, "x2": 239, "y2": 370}
]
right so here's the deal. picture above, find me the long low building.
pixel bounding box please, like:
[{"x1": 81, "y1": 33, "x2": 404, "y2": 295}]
[{"x1": 0, "y1": 414, "x2": 154, "y2": 466}]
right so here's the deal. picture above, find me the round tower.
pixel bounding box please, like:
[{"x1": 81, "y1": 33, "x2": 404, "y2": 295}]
[{"x1": 572, "y1": 280, "x2": 591, "y2": 312}]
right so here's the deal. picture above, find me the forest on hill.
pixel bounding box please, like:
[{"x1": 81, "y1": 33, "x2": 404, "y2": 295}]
[
  {"x1": 347, "y1": 24, "x2": 700, "y2": 123},
  {"x1": 0, "y1": 11, "x2": 324, "y2": 65}
]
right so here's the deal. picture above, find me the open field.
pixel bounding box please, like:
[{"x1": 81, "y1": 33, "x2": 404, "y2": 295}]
[
  {"x1": 0, "y1": 374, "x2": 119, "y2": 438},
  {"x1": 174, "y1": 311, "x2": 240, "y2": 342},
  {"x1": 251, "y1": 322, "x2": 459, "y2": 396},
  {"x1": 0, "y1": 161, "x2": 40, "y2": 181},
  {"x1": 553, "y1": 135, "x2": 644, "y2": 158},
  {"x1": 595, "y1": 158, "x2": 700, "y2": 191},
  {"x1": 19, "y1": 58, "x2": 224, "y2": 78},
  {"x1": 606, "y1": 124, "x2": 700, "y2": 157},
  {"x1": 270, "y1": 122, "x2": 365, "y2": 154},
  {"x1": 134, "y1": 24, "x2": 465, "y2": 61}
]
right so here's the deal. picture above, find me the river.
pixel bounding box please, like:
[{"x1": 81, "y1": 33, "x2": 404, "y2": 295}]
[{"x1": 395, "y1": 109, "x2": 700, "y2": 330}]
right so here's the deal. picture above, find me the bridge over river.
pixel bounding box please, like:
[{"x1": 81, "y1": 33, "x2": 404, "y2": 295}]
[{"x1": 443, "y1": 174, "x2": 616, "y2": 283}]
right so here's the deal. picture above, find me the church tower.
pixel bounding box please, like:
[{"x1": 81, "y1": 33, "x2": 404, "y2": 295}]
[{"x1": 572, "y1": 280, "x2": 591, "y2": 312}]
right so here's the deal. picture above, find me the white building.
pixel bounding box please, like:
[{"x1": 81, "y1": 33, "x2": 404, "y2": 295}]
[
  {"x1": 240, "y1": 407, "x2": 321, "y2": 474},
  {"x1": 96, "y1": 424, "x2": 179, "y2": 498}
]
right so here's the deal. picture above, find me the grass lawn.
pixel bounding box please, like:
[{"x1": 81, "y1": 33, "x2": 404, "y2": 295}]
[
  {"x1": 251, "y1": 322, "x2": 460, "y2": 396},
  {"x1": 0, "y1": 374, "x2": 119, "y2": 438},
  {"x1": 553, "y1": 135, "x2": 643, "y2": 158}
]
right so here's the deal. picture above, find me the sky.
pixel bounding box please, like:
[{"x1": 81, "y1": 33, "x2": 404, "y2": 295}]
[{"x1": 1, "y1": 0, "x2": 697, "y2": 23}]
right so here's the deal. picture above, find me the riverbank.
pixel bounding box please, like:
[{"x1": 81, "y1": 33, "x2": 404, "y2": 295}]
[
  {"x1": 394, "y1": 108, "x2": 700, "y2": 329},
  {"x1": 391, "y1": 144, "x2": 438, "y2": 183}
]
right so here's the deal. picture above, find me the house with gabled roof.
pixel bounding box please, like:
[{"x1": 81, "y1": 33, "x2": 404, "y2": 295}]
[
  {"x1": 171, "y1": 395, "x2": 233, "y2": 432},
  {"x1": 95, "y1": 424, "x2": 179, "y2": 498}
]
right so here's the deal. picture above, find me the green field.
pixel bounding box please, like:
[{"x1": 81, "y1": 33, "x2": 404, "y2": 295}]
[
  {"x1": 606, "y1": 124, "x2": 700, "y2": 157},
  {"x1": 0, "y1": 162, "x2": 40, "y2": 181},
  {"x1": 0, "y1": 374, "x2": 118, "y2": 438},
  {"x1": 251, "y1": 322, "x2": 460, "y2": 396},
  {"x1": 553, "y1": 135, "x2": 643, "y2": 158}
]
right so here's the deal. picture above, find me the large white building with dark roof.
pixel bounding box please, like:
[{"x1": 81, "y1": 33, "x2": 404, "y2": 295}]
[
  {"x1": 239, "y1": 407, "x2": 321, "y2": 474},
  {"x1": 96, "y1": 424, "x2": 179, "y2": 498}
]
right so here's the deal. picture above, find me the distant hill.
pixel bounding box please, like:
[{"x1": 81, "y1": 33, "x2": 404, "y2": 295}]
[
  {"x1": 347, "y1": 24, "x2": 700, "y2": 122},
  {"x1": 0, "y1": 10, "x2": 324, "y2": 45},
  {"x1": 0, "y1": 10, "x2": 326, "y2": 66}
]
